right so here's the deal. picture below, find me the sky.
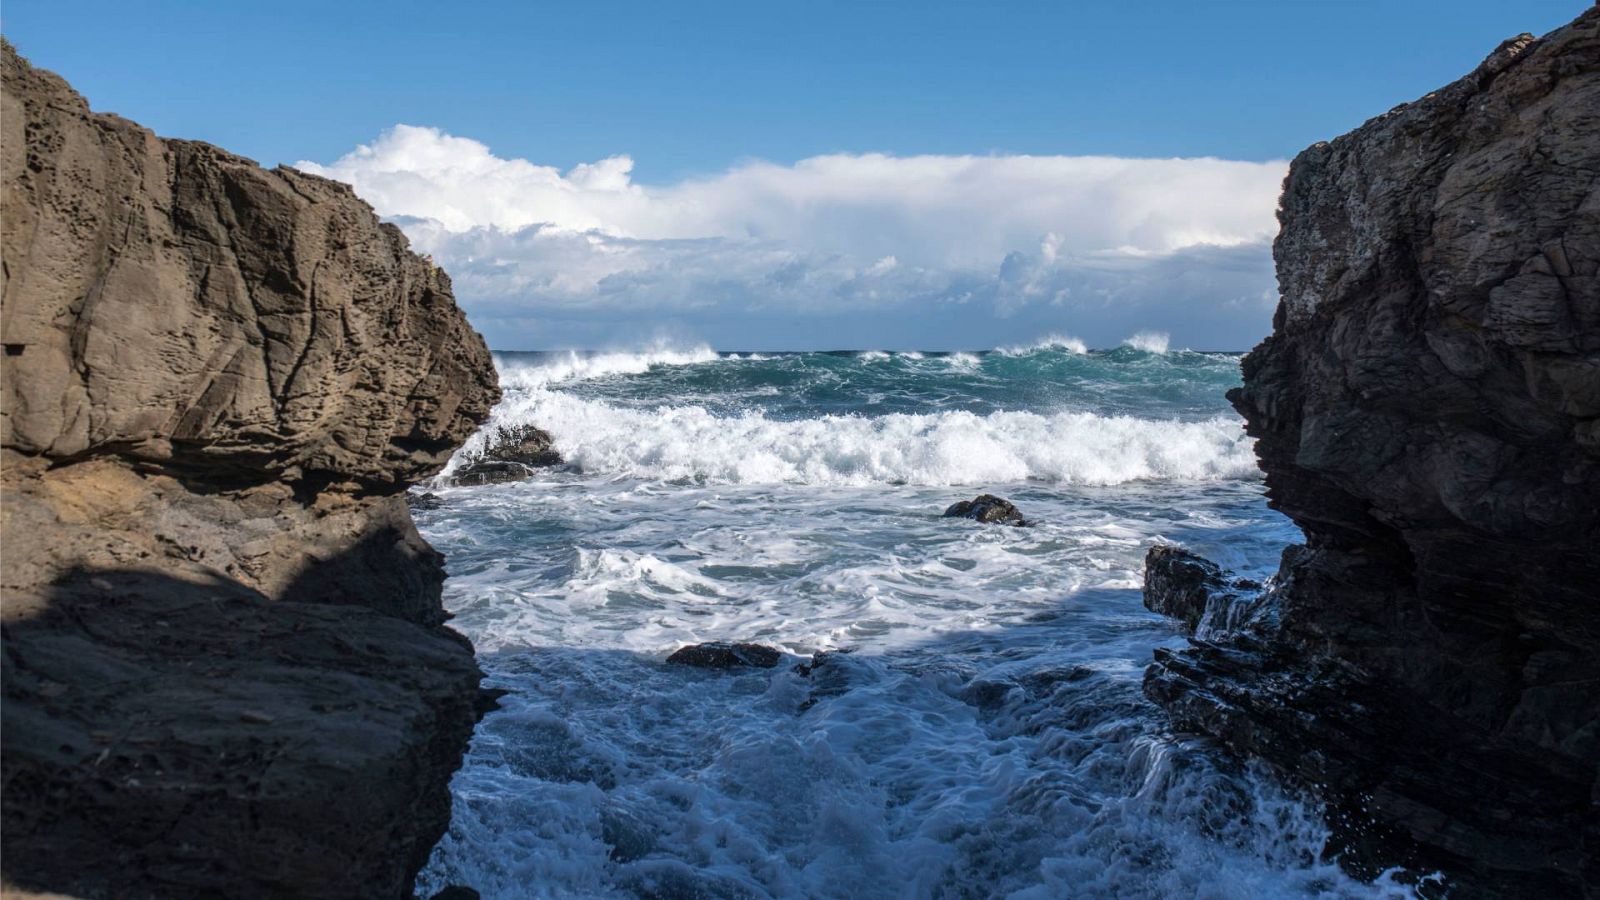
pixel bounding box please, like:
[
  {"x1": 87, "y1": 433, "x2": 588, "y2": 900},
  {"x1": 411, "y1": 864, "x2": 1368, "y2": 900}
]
[{"x1": 4, "y1": 0, "x2": 1588, "y2": 350}]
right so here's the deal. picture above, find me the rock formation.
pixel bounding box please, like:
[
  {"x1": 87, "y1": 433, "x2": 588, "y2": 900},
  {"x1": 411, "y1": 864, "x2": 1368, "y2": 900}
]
[
  {"x1": 448, "y1": 423, "x2": 561, "y2": 486},
  {"x1": 1145, "y1": 9, "x2": 1599, "y2": 896},
  {"x1": 1, "y1": 41, "x2": 500, "y2": 898},
  {"x1": 1141, "y1": 545, "x2": 1263, "y2": 635},
  {"x1": 942, "y1": 494, "x2": 1027, "y2": 525},
  {"x1": 665, "y1": 642, "x2": 784, "y2": 669}
]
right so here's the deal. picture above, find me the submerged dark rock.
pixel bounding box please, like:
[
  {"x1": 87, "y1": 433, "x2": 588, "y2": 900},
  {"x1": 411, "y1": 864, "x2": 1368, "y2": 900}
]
[
  {"x1": 666, "y1": 642, "x2": 784, "y2": 669},
  {"x1": 1144, "y1": 10, "x2": 1600, "y2": 896},
  {"x1": 942, "y1": 494, "x2": 1026, "y2": 525},
  {"x1": 450, "y1": 460, "x2": 539, "y2": 486},
  {"x1": 1, "y1": 41, "x2": 498, "y2": 899},
  {"x1": 409, "y1": 491, "x2": 445, "y2": 511}
]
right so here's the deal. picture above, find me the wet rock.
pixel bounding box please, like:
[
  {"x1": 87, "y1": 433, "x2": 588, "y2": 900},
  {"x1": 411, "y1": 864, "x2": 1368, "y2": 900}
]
[
  {"x1": 1141, "y1": 545, "x2": 1265, "y2": 635},
  {"x1": 447, "y1": 424, "x2": 561, "y2": 486},
  {"x1": 1145, "y1": 10, "x2": 1600, "y2": 895},
  {"x1": 482, "y1": 424, "x2": 561, "y2": 468},
  {"x1": 0, "y1": 41, "x2": 497, "y2": 899},
  {"x1": 430, "y1": 888, "x2": 481, "y2": 900},
  {"x1": 1142, "y1": 546, "x2": 1232, "y2": 633},
  {"x1": 408, "y1": 492, "x2": 445, "y2": 511},
  {"x1": 793, "y1": 647, "x2": 854, "y2": 677},
  {"x1": 666, "y1": 642, "x2": 783, "y2": 669},
  {"x1": 450, "y1": 460, "x2": 538, "y2": 486},
  {"x1": 942, "y1": 494, "x2": 1026, "y2": 525},
  {"x1": 961, "y1": 679, "x2": 1018, "y2": 710}
]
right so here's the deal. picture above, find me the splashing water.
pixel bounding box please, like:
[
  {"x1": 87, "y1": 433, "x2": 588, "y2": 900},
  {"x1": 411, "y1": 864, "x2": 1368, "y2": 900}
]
[
  {"x1": 415, "y1": 344, "x2": 1428, "y2": 899},
  {"x1": 1122, "y1": 331, "x2": 1171, "y2": 354}
]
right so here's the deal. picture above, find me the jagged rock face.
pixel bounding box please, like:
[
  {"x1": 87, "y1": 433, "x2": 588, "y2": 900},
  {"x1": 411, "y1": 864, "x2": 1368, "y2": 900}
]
[
  {"x1": 1141, "y1": 545, "x2": 1263, "y2": 635},
  {"x1": 1148, "y1": 10, "x2": 1599, "y2": 896},
  {"x1": 1, "y1": 42, "x2": 500, "y2": 899},
  {"x1": 0, "y1": 41, "x2": 497, "y2": 491}
]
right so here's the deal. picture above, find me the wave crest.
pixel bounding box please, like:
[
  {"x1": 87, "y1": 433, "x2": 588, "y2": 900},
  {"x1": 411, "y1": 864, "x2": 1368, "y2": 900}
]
[
  {"x1": 466, "y1": 392, "x2": 1255, "y2": 487},
  {"x1": 494, "y1": 345, "x2": 719, "y2": 391},
  {"x1": 1122, "y1": 331, "x2": 1171, "y2": 354},
  {"x1": 998, "y1": 334, "x2": 1088, "y2": 356}
]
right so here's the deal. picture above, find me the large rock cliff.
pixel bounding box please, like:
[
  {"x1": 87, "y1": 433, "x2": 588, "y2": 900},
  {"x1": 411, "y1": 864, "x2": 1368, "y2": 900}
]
[
  {"x1": 1145, "y1": 9, "x2": 1599, "y2": 896},
  {"x1": 1, "y1": 41, "x2": 500, "y2": 898}
]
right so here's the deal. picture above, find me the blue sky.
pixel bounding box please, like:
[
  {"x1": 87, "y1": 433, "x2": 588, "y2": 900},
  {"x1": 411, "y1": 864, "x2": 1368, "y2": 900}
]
[{"x1": 5, "y1": 0, "x2": 1587, "y2": 350}]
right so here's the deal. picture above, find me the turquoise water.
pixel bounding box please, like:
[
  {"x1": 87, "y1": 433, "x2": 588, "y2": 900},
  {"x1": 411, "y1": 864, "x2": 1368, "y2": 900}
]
[{"x1": 412, "y1": 343, "x2": 1418, "y2": 899}]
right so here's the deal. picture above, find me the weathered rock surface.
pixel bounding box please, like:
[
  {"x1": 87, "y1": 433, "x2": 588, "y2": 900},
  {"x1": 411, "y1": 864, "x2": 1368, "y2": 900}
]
[
  {"x1": 1, "y1": 41, "x2": 500, "y2": 899},
  {"x1": 1144, "y1": 10, "x2": 1600, "y2": 896},
  {"x1": 942, "y1": 494, "x2": 1026, "y2": 525},
  {"x1": 665, "y1": 642, "x2": 783, "y2": 669},
  {"x1": 448, "y1": 424, "x2": 561, "y2": 486},
  {"x1": 1141, "y1": 545, "x2": 1263, "y2": 635}
]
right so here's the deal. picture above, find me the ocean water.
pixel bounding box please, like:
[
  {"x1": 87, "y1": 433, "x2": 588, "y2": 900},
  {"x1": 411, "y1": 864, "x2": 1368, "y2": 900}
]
[{"x1": 412, "y1": 341, "x2": 1419, "y2": 899}]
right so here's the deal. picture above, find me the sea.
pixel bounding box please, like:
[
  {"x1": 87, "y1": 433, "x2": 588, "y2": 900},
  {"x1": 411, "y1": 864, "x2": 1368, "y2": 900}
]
[{"x1": 410, "y1": 338, "x2": 1424, "y2": 899}]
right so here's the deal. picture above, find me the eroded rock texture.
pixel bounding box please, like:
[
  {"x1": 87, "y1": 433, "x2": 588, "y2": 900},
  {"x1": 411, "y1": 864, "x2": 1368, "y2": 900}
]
[
  {"x1": 1, "y1": 41, "x2": 500, "y2": 898},
  {"x1": 1145, "y1": 10, "x2": 1599, "y2": 896}
]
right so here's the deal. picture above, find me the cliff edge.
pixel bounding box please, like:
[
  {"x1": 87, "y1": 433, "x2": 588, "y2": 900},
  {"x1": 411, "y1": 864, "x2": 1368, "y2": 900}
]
[
  {"x1": 1146, "y1": 8, "x2": 1599, "y2": 896},
  {"x1": 1, "y1": 41, "x2": 500, "y2": 898}
]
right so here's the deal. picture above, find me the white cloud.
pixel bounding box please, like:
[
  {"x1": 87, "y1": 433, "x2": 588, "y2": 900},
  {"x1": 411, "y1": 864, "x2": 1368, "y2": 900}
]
[{"x1": 296, "y1": 126, "x2": 1287, "y2": 349}]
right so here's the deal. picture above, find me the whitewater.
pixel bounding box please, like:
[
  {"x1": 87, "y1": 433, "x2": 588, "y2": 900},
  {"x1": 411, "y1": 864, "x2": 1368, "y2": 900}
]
[{"x1": 413, "y1": 344, "x2": 1425, "y2": 899}]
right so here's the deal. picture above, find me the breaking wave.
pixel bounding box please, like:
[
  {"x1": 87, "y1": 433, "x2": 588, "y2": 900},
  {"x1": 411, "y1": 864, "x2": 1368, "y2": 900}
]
[
  {"x1": 449, "y1": 346, "x2": 1255, "y2": 487},
  {"x1": 1122, "y1": 331, "x2": 1172, "y2": 354},
  {"x1": 500, "y1": 395, "x2": 1251, "y2": 486}
]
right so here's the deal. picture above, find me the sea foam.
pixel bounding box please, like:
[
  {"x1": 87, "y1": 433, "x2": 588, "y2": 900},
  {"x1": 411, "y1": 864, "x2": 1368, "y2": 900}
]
[
  {"x1": 496, "y1": 396, "x2": 1253, "y2": 486},
  {"x1": 448, "y1": 347, "x2": 1255, "y2": 487}
]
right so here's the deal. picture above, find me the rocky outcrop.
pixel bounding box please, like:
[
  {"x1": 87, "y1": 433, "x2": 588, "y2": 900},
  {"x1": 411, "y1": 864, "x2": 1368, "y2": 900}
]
[
  {"x1": 1, "y1": 41, "x2": 500, "y2": 898},
  {"x1": 942, "y1": 494, "x2": 1026, "y2": 525},
  {"x1": 665, "y1": 642, "x2": 783, "y2": 669},
  {"x1": 449, "y1": 424, "x2": 561, "y2": 486},
  {"x1": 1145, "y1": 10, "x2": 1600, "y2": 896},
  {"x1": 1141, "y1": 545, "x2": 1263, "y2": 635}
]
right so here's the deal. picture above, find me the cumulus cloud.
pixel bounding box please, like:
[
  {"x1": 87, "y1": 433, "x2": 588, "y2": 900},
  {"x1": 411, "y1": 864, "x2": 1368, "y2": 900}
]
[{"x1": 297, "y1": 125, "x2": 1286, "y2": 349}]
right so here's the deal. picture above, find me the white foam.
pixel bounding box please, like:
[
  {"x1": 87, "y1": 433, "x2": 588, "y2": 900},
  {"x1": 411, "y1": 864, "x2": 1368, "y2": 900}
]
[
  {"x1": 999, "y1": 334, "x2": 1089, "y2": 356},
  {"x1": 465, "y1": 388, "x2": 1254, "y2": 487},
  {"x1": 1122, "y1": 331, "x2": 1171, "y2": 354}
]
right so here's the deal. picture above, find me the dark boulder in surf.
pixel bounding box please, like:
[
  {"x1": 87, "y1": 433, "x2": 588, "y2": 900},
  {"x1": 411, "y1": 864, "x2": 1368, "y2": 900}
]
[
  {"x1": 449, "y1": 424, "x2": 562, "y2": 486},
  {"x1": 408, "y1": 491, "x2": 445, "y2": 511},
  {"x1": 666, "y1": 642, "x2": 783, "y2": 669},
  {"x1": 942, "y1": 494, "x2": 1027, "y2": 525},
  {"x1": 483, "y1": 424, "x2": 562, "y2": 468}
]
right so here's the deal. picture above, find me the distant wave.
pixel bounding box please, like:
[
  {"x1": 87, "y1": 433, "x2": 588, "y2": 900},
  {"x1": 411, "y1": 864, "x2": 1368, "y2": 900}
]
[
  {"x1": 493, "y1": 345, "x2": 721, "y2": 391},
  {"x1": 998, "y1": 334, "x2": 1088, "y2": 356},
  {"x1": 1122, "y1": 331, "x2": 1171, "y2": 354}
]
